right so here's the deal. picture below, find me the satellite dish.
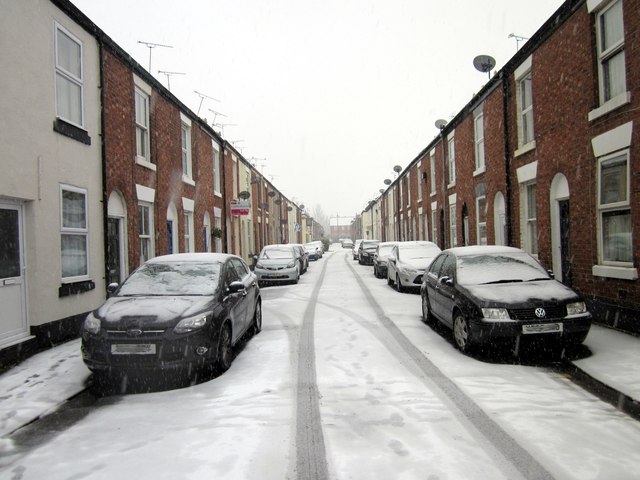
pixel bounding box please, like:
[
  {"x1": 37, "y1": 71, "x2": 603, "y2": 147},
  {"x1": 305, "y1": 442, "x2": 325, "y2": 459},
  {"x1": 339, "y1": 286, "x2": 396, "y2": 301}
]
[
  {"x1": 287, "y1": 206, "x2": 293, "y2": 211},
  {"x1": 379, "y1": 189, "x2": 385, "y2": 194},
  {"x1": 393, "y1": 165, "x2": 402, "y2": 173},
  {"x1": 435, "y1": 119, "x2": 447, "y2": 130},
  {"x1": 267, "y1": 191, "x2": 276, "y2": 198},
  {"x1": 238, "y1": 190, "x2": 250, "y2": 200},
  {"x1": 473, "y1": 55, "x2": 496, "y2": 77},
  {"x1": 299, "y1": 204, "x2": 305, "y2": 210},
  {"x1": 384, "y1": 179, "x2": 392, "y2": 185}
]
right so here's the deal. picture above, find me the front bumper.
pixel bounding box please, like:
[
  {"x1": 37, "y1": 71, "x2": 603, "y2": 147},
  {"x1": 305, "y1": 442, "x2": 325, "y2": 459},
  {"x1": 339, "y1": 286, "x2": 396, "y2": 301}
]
[
  {"x1": 81, "y1": 327, "x2": 219, "y2": 373},
  {"x1": 468, "y1": 314, "x2": 592, "y2": 345},
  {"x1": 398, "y1": 270, "x2": 425, "y2": 289},
  {"x1": 255, "y1": 266, "x2": 298, "y2": 283}
]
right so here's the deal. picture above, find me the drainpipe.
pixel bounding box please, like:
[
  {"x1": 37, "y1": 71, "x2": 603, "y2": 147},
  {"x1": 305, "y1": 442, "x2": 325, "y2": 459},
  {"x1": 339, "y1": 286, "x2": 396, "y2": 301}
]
[
  {"x1": 98, "y1": 39, "x2": 109, "y2": 295},
  {"x1": 501, "y1": 71, "x2": 513, "y2": 246}
]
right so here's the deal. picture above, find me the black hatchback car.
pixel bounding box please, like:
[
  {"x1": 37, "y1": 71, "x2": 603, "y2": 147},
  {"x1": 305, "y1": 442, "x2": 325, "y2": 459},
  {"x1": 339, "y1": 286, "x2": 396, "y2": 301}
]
[
  {"x1": 81, "y1": 253, "x2": 261, "y2": 377},
  {"x1": 421, "y1": 246, "x2": 591, "y2": 354}
]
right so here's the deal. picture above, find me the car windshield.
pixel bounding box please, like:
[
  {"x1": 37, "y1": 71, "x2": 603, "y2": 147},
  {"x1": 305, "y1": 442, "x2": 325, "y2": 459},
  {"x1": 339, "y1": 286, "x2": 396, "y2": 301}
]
[
  {"x1": 260, "y1": 247, "x2": 293, "y2": 259},
  {"x1": 362, "y1": 241, "x2": 379, "y2": 249},
  {"x1": 118, "y1": 261, "x2": 221, "y2": 296},
  {"x1": 457, "y1": 253, "x2": 550, "y2": 286},
  {"x1": 399, "y1": 245, "x2": 440, "y2": 260},
  {"x1": 378, "y1": 245, "x2": 395, "y2": 255}
]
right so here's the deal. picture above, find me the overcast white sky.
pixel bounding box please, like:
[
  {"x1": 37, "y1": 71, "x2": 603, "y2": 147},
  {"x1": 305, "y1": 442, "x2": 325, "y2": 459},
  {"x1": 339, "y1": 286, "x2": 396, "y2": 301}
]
[{"x1": 71, "y1": 0, "x2": 564, "y2": 221}]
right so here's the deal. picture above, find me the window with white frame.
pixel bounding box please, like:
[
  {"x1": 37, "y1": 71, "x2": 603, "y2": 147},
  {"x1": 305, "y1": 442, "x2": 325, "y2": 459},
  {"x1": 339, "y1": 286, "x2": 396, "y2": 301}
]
[
  {"x1": 447, "y1": 133, "x2": 456, "y2": 186},
  {"x1": 474, "y1": 108, "x2": 485, "y2": 173},
  {"x1": 60, "y1": 185, "x2": 88, "y2": 280},
  {"x1": 214, "y1": 208, "x2": 223, "y2": 252},
  {"x1": 181, "y1": 118, "x2": 192, "y2": 181},
  {"x1": 598, "y1": 151, "x2": 631, "y2": 264},
  {"x1": 431, "y1": 202, "x2": 438, "y2": 243},
  {"x1": 596, "y1": 0, "x2": 626, "y2": 104},
  {"x1": 138, "y1": 203, "x2": 154, "y2": 264},
  {"x1": 184, "y1": 212, "x2": 194, "y2": 253},
  {"x1": 213, "y1": 142, "x2": 221, "y2": 195},
  {"x1": 520, "y1": 73, "x2": 534, "y2": 146},
  {"x1": 406, "y1": 174, "x2": 411, "y2": 208},
  {"x1": 135, "y1": 88, "x2": 150, "y2": 162},
  {"x1": 525, "y1": 183, "x2": 538, "y2": 255},
  {"x1": 476, "y1": 195, "x2": 487, "y2": 245},
  {"x1": 430, "y1": 151, "x2": 436, "y2": 195},
  {"x1": 55, "y1": 24, "x2": 83, "y2": 127},
  {"x1": 417, "y1": 163, "x2": 423, "y2": 203},
  {"x1": 449, "y1": 203, "x2": 457, "y2": 248}
]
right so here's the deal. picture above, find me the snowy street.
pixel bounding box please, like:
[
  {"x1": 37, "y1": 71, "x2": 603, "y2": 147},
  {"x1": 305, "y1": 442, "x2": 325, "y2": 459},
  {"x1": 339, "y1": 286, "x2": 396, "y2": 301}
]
[{"x1": 1, "y1": 248, "x2": 640, "y2": 479}]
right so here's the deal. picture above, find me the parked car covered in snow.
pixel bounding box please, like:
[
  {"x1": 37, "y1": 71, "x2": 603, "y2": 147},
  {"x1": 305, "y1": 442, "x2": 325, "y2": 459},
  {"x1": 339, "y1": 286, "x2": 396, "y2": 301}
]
[
  {"x1": 387, "y1": 241, "x2": 441, "y2": 292},
  {"x1": 254, "y1": 244, "x2": 301, "y2": 285},
  {"x1": 81, "y1": 253, "x2": 261, "y2": 377},
  {"x1": 373, "y1": 241, "x2": 397, "y2": 278},
  {"x1": 352, "y1": 239, "x2": 364, "y2": 260},
  {"x1": 420, "y1": 246, "x2": 592, "y2": 354},
  {"x1": 358, "y1": 239, "x2": 380, "y2": 265}
]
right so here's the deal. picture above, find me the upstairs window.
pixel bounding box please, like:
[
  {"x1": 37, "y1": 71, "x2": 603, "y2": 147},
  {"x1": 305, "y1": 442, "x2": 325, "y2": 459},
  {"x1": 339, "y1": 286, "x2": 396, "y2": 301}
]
[
  {"x1": 55, "y1": 24, "x2": 83, "y2": 127},
  {"x1": 447, "y1": 133, "x2": 456, "y2": 186},
  {"x1": 181, "y1": 121, "x2": 192, "y2": 181},
  {"x1": 430, "y1": 151, "x2": 436, "y2": 195},
  {"x1": 520, "y1": 73, "x2": 534, "y2": 146},
  {"x1": 135, "y1": 88, "x2": 150, "y2": 163},
  {"x1": 597, "y1": 0, "x2": 626, "y2": 104},
  {"x1": 213, "y1": 142, "x2": 221, "y2": 195},
  {"x1": 474, "y1": 109, "x2": 485, "y2": 173}
]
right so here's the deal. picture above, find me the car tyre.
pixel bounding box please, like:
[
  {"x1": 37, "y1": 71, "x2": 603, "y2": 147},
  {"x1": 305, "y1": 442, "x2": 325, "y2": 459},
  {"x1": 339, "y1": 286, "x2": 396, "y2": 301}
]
[
  {"x1": 251, "y1": 301, "x2": 262, "y2": 335},
  {"x1": 396, "y1": 274, "x2": 405, "y2": 293},
  {"x1": 215, "y1": 323, "x2": 234, "y2": 373},
  {"x1": 421, "y1": 293, "x2": 435, "y2": 325},
  {"x1": 387, "y1": 273, "x2": 394, "y2": 286},
  {"x1": 453, "y1": 312, "x2": 474, "y2": 353}
]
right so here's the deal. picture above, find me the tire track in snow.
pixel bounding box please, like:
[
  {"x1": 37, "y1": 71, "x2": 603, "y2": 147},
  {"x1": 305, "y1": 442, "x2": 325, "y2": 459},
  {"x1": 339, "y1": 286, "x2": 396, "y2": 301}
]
[
  {"x1": 342, "y1": 255, "x2": 556, "y2": 480},
  {"x1": 294, "y1": 254, "x2": 330, "y2": 480}
]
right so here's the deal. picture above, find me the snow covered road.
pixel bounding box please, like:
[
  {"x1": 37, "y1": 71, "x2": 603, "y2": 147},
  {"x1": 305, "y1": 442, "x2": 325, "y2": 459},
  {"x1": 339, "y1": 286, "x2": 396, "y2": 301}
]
[{"x1": 2, "y1": 248, "x2": 640, "y2": 479}]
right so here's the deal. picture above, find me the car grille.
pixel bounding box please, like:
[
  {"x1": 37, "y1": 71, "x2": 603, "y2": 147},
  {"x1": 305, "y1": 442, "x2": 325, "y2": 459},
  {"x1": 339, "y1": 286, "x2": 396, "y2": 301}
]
[
  {"x1": 264, "y1": 265, "x2": 288, "y2": 271},
  {"x1": 508, "y1": 305, "x2": 566, "y2": 321}
]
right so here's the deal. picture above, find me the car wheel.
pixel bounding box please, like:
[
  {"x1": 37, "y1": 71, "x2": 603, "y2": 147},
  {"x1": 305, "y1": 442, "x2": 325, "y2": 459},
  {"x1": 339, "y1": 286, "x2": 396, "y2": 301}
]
[
  {"x1": 421, "y1": 293, "x2": 434, "y2": 325},
  {"x1": 387, "y1": 273, "x2": 394, "y2": 286},
  {"x1": 453, "y1": 312, "x2": 474, "y2": 353},
  {"x1": 396, "y1": 274, "x2": 404, "y2": 293},
  {"x1": 373, "y1": 266, "x2": 379, "y2": 278},
  {"x1": 215, "y1": 323, "x2": 234, "y2": 372},
  {"x1": 251, "y1": 301, "x2": 262, "y2": 335}
]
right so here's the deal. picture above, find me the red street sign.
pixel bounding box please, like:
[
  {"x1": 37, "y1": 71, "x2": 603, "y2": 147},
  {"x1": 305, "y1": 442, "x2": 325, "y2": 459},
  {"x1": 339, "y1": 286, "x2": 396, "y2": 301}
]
[{"x1": 230, "y1": 201, "x2": 250, "y2": 216}]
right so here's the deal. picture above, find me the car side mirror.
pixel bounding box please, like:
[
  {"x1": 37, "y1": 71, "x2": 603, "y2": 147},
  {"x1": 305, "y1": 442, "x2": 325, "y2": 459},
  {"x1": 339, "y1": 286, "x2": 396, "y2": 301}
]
[
  {"x1": 439, "y1": 276, "x2": 453, "y2": 287},
  {"x1": 227, "y1": 281, "x2": 246, "y2": 294},
  {"x1": 388, "y1": 255, "x2": 396, "y2": 263},
  {"x1": 547, "y1": 270, "x2": 555, "y2": 279},
  {"x1": 107, "y1": 282, "x2": 119, "y2": 296}
]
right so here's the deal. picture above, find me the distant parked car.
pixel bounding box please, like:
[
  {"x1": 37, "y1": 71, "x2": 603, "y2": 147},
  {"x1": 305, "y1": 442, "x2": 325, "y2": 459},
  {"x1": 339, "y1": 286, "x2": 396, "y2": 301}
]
[
  {"x1": 373, "y1": 242, "x2": 397, "y2": 278},
  {"x1": 304, "y1": 243, "x2": 321, "y2": 261},
  {"x1": 291, "y1": 244, "x2": 309, "y2": 274},
  {"x1": 306, "y1": 240, "x2": 324, "y2": 258},
  {"x1": 254, "y1": 244, "x2": 301, "y2": 286},
  {"x1": 421, "y1": 246, "x2": 592, "y2": 354},
  {"x1": 387, "y1": 241, "x2": 441, "y2": 292},
  {"x1": 81, "y1": 253, "x2": 261, "y2": 377},
  {"x1": 341, "y1": 239, "x2": 353, "y2": 249},
  {"x1": 358, "y1": 239, "x2": 380, "y2": 265},
  {"x1": 352, "y1": 239, "x2": 364, "y2": 260}
]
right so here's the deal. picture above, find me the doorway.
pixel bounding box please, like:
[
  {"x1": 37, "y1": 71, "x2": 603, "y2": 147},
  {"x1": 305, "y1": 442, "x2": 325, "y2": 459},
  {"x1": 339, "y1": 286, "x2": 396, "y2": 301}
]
[{"x1": 0, "y1": 202, "x2": 28, "y2": 347}]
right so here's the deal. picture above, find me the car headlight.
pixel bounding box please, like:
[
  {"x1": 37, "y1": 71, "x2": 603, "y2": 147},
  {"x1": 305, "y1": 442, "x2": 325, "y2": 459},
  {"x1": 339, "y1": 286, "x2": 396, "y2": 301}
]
[
  {"x1": 481, "y1": 308, "x2": 511, "y2": 321},
  {"x1": 174, "y1": 314, "x2": 209, "y2": 334},
  {"x1": 255, "y1": 261, "x2": 264, "y2": 269},
  {"x1": 84, "y1": 312, "x2": 101, "y2": 335},
  {"x1": 287, "y1": 260, "x2": 297, "y2": 268},
  {"x1": 566, "y1": 301, "x2": 587, "y2": 316}
]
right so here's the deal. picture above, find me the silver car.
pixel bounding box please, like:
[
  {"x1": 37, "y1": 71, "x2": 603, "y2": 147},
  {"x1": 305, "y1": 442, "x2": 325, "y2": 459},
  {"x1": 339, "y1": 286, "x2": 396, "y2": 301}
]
[
  {"x1": 254, "y1": 244, "x2": 300, "y2": 286},
  {"x1": 387, "y1": 241, "x2": 442, "y2": 292},
  {"x1": 373, "y1": 241, "x2": 397, "y2": 278}
]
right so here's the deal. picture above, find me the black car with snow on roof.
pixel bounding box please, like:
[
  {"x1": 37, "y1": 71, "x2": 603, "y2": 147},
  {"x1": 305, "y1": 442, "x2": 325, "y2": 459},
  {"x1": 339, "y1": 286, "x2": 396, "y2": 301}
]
[
  {"x1": 81, "y1": 253, "x2": 261, "y2": 377},
  {"x1": 420, "y1": 246, "x2": 591, "y2": 354}
]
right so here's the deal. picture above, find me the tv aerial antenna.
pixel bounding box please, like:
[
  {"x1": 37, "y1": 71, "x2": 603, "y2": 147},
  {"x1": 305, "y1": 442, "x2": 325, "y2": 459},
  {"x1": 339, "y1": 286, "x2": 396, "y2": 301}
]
[
  {"x1": 207, "y1": 109, "x2": 226, "y2": 125},
  {"x1": 508, "y1": 33, "x2": 529, "y2": 51},
  {"x1": 194, "y1": 90, "x2": 220, "y2": 116},
  {"x1": 473, "y1": 54, "x2": 496, "y2": 79},
  {"x1": 138, "y1": 41, "x2": 172, "y2": 72},
  {"x1": 157, "y1": 70, "x2": 185, "y2": 91}
]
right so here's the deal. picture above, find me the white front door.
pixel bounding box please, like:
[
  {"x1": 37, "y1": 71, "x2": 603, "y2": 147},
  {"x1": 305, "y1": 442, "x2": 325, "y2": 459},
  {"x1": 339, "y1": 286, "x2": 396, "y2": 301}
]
[{"x1": 0, "y1": 202, "x2": 28, "y2": 347}]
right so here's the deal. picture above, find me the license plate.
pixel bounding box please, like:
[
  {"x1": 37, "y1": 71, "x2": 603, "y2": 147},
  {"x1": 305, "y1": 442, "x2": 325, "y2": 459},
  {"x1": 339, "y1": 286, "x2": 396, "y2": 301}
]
[
  {"x1": 522, "y1": 323, "x2": 563, "y2": 334},
  {"x1": 111, "y1": 343, "x2": 156, "y2": 355}
]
